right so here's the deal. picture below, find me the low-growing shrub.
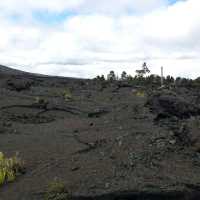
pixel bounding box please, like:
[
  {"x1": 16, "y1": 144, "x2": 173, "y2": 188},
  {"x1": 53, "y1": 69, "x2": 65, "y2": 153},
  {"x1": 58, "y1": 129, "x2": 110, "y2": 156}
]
[
  {"x1": 135, "y1": 90, "x2": 145, "y2": 97},
  {"x1": 44, "y1": 178, "x2": 70, "y2": 200},
  {"x1": 34, "y1": 96, "x2": 48, "y2": 104},
  {"x1": 62, "y1": 89, "x2": 72, "y2": 101},
  {"x1": 34, "y1": 97, "x2": 49, "y2": 109},
  {"x1": 0, "y1": 152, "x2": 25, "y2": 186}
]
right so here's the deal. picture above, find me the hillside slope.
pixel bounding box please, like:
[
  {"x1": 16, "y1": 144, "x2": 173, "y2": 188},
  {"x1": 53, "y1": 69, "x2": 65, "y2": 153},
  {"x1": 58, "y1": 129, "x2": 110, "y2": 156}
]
[{"x1": 0, "y1": 67, "x2": 200, "y2": 200}]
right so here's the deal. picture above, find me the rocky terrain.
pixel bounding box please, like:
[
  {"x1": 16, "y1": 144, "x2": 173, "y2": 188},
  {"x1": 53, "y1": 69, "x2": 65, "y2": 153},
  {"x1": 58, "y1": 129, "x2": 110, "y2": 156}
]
[{"x1": 0, "y1": 65, "x2": 200, "y2": 200}]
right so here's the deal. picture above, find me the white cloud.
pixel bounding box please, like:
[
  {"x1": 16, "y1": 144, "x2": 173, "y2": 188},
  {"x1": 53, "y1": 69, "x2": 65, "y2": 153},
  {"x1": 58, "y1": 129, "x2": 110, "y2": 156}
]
[
  {"x1": 0, "y1": 0, "x2": 83, "y2": 13},
  {"x1": 0, "y1": 0, "x2": 168, "y2": 14},
  {"x1": 74, "y1": 0, "x2": 168, "y2": 15},
  {"x1": 0, "y1": 0, "x2": 199, "y2": 78}
]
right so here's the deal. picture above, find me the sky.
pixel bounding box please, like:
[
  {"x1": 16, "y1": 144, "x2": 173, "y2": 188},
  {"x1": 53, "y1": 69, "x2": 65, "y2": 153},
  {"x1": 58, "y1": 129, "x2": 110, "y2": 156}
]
[{"x1": 0, "y1": 0, "x2": 199, "y2": 78}]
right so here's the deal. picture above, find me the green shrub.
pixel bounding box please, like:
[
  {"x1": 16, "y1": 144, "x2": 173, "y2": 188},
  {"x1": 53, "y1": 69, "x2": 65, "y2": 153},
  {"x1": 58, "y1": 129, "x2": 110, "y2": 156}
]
[
  {"x1": 34, "y1": 97, "x2": 49, "y2": 105},
  {"x1": 44, "y1": 179, "x2": 70, "y2": 200},
  {"x1": 136, "y1": 90, "x2": 145, "y2": 97},
  {"x1": 34, "y1": 97, "x2": 49, "y2": 109},
  {"x1": 62, "y1": 89, "x2": 72, "y2": 101},
  {"x1": 0, "y1": 152, "x2": 25, "y2": 186},
  {"x1": 132, "y1": 90, "x2": 145, "y2": 97}
]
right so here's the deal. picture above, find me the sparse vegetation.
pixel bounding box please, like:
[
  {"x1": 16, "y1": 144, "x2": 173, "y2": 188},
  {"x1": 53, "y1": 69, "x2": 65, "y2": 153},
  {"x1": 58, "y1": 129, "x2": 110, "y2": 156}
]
[
  {"x1": 62, "y1": 89, "x2": 72, "y2": 101},
  {"x1": 121, "y1": 71, "x2": 128, "y2": 80},
  {"x1": 94, "y1": 75, "x2": 105, "y2": 82},
  {"x1": 0, "y1": 152, "x2": 25, "y2": 186},
  {"x1": 107, "y1": 70, "x2": 117, "y2": 81},
  {"x1": 44, "y1": 178, "x2": 70, "y2": 200},
  {"x1": 135, "y1": 90, "x2": 145, "y2": 97},
  {"x1": 93, "y1": 63, "x2": 200, "y2": 89},
  {"x1": 35, "y1": 96, "x2": 48, "y2": 104},
  {"x1": 34, "y1": 96, "x2": 49, "y2": 109},
  {"x1": 135, "y1": 62, "x2": 150, "y2": 77}
]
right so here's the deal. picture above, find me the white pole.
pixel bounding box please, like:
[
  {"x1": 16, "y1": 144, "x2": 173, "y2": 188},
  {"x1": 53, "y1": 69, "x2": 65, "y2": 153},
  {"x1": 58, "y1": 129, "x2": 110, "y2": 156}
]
[{"x1": 161, "y1": 66, "x2": 164, "y2": 86}]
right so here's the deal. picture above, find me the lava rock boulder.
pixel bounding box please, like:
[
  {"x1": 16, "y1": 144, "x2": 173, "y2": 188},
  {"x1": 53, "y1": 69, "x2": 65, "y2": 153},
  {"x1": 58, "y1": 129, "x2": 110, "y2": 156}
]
[
  {"x1": 146, "y1": 90, "x2": 200, "y2": 120},
  {"x1": 6, "y1": 77, "x2": 33, "y2": 91}
]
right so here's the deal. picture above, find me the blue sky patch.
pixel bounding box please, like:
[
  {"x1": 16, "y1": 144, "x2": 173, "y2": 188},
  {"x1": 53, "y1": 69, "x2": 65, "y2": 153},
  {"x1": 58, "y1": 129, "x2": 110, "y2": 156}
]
[{"x1": 32, "y1": 11, "x2": 75, "y2": 25}]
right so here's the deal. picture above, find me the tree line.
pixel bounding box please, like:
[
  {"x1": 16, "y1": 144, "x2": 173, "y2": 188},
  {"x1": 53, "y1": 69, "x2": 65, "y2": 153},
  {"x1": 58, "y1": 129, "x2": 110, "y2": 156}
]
[{"x1": 94, "y1": 63, "x2": 200, "y2": 88}]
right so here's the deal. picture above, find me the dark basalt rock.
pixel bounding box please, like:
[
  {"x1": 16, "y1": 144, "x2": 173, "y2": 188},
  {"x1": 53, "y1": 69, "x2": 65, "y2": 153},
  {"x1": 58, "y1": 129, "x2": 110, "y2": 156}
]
[
  {"x1": 6, "y1": 77, "x2": 33, "y2": 91},
  {"x1": 0, "y1": 123, "x2": 5, "y2": 134},
  {"x1": 146, "y1": 90, "x2": 200, "y2": 120},
  {"x1": 71, "y1": 190, "x2": 200, "y2": 200},
  {"x1": 88, "y1": 108, "x2": 110, "y2": 118}
]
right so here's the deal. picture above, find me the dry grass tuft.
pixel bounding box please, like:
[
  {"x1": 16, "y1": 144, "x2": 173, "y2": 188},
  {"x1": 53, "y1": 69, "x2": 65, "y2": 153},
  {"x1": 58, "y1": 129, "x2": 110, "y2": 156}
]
[{"x1": 0, "y1": 152, "x2": 25, "y2": 186}]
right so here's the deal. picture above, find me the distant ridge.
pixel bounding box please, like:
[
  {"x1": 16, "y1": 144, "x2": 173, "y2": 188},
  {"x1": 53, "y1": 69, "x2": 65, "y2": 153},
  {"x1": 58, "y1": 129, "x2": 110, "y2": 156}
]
[
  {"x1": 0, "y1": 65, "x2": 85, "y2": 80},
  {"x1": 0, "y1": 65, "x2": 27, "y2": 75},
  {"x1": 0, "y1": 65, "x2": 50, "y2": 78}
]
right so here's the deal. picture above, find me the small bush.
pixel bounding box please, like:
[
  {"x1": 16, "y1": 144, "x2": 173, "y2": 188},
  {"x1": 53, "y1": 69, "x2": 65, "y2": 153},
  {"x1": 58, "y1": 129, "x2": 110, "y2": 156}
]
[
  {"x1": 0, "y1": 152, "x2": 25, "y2": 186},
  {"x1": 44, "y1": 179, "x2": 70, "y2": 200},
  {"x1": 34, "y1": 97, "x2": 49, "y2": 109},
  {"x1": 136, "y1": 91, "x2": 145, "y2": 97},
  {"x1": 34, "y1": 97, "x2": 48, "y2": 104},
  {"x1": 62, "y1": 89, "x2": 72, "y2": 101}
]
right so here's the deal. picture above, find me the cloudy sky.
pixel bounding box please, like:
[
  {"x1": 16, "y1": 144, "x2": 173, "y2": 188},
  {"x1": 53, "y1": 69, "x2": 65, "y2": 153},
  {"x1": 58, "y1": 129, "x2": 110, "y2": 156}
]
[{"x1": 0, "y1": 0, "x2": 199, "y2": 78}]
